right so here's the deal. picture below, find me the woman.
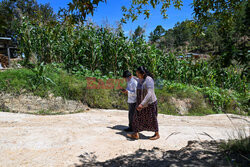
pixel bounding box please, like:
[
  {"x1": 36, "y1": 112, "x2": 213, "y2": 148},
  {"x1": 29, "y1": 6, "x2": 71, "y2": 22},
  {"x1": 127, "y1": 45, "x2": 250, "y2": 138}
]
[{"x1": 127, "y1": 66, "x2": 160, "y2": 140}]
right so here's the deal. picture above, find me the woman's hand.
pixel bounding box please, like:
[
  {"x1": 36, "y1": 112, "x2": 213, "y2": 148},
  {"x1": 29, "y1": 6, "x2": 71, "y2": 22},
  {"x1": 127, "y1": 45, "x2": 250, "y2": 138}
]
[
  {"x1": 137, "y1": 104, "x2": 143, "y2": 111},
  {"x1": 122, "y1": 90, "x2": 128, "y2": 94}
]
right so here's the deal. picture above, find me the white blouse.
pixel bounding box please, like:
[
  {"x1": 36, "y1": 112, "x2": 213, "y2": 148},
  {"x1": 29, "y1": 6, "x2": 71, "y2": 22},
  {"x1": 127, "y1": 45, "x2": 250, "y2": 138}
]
[{"x1": 133, "y1": 76, "x2": 157, "y2": 107}]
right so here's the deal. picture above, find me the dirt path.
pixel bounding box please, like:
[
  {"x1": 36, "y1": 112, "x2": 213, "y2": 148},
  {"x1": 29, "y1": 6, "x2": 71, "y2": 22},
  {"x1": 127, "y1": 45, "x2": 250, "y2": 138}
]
[{"x1": 0, "y1": 109, "x2": 249, "y2": 167}]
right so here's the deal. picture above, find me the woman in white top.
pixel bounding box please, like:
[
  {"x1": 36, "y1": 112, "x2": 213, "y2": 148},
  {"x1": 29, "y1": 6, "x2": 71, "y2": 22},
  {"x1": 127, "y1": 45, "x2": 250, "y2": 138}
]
[{"x1": 127, "y1": 66, "x2": 160, "y2": 140}]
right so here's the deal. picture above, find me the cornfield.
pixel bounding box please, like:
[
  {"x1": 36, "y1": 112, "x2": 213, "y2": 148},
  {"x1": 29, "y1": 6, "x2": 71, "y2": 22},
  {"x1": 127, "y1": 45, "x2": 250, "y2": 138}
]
[{"x1": 17, "y1": 18, "x2": 248, "y2": 93}]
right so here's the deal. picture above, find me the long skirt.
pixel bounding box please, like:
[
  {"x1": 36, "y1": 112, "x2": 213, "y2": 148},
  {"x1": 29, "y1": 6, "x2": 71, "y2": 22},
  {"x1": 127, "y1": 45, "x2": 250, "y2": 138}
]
[{"x1": 132, "y1": 101, "x2": 159, "y2": 132}]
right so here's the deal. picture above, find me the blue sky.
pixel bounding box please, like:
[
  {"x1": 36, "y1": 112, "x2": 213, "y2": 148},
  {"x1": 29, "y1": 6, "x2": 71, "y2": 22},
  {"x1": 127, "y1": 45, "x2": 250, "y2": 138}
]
[{"x1": 37, "y1": 0, "x2": 194, "y2": 37}]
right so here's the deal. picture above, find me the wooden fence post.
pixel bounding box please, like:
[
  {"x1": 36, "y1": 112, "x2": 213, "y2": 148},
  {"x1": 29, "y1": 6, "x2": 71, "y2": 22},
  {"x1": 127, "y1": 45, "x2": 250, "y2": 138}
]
[{"x1": 7, "y1": 45, "x2": 10, "y2": 67}]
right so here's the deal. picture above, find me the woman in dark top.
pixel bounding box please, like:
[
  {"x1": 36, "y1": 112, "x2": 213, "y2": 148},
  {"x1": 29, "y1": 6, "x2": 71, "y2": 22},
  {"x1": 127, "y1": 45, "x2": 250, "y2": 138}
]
[{"x1": 127, "y1": 66, "x2": 160, "y2": 140}]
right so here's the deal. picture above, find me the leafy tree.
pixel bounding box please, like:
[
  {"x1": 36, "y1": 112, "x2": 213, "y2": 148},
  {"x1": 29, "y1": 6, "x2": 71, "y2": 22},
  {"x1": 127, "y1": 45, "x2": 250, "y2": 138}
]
[
  {"x1": 192, "y1": 0, "x2": 243, "y2": 26},
  {"x1": 66, "y1": 0, "x2": 183, "y2": 23},
  {"x1": 62, "y1": 0, "x2": 107, "y2": 23},
  {"x1": 0, "y1": 1, "x2": 11, "y2": 35},
  {"x1": 157, "y1": 20, "x2": 198, "y2": 52},
  {"x1": 193, "y1": 0, "x2": 249, "y2": 67},
  {"x1": 149, "y1": 25, "x2": 165, "y2": 44},
  {"x1": 132, "y1": 25, "x2": 145, "y2": 42},
  {"x1": 161, "y1": 29, "x2": 175, "y2": 52},
  {"x1": 0, "y1": 0, "x2": 56, "y2": 37},
  {"x1": 121, "y1": 0, "x2": 183, "y2": 23},
  {"x1": 172, "y1": 21, "x2": 191, "y2": 48},
  {"x1": 35, "y1": 3, "x2": 57, "y2": 25}
]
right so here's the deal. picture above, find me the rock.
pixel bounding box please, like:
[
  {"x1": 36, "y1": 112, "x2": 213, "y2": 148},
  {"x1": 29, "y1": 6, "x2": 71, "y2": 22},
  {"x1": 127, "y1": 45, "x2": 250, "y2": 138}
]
[
  {"x1": 27, "y1": 106, "x2": 31, "y2": 110},
  {"x1": 48, "y1": 93, "x2": 54, "y2": 99},
  {"x1": 0, "y1": 93, "x2": 89, "y2": 114},
  {"x1": 55, "y1": 97, "x2": 63, "y2": 102},
  {"x1": 170, "y1": 97, "x2": 192, "y2": 115}
]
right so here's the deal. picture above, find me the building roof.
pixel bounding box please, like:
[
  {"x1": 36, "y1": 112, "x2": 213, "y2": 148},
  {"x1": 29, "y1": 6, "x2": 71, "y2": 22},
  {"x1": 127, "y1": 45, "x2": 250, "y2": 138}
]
[{"x1": 0, "y1": 37, "x2": 11, "y2": 40}]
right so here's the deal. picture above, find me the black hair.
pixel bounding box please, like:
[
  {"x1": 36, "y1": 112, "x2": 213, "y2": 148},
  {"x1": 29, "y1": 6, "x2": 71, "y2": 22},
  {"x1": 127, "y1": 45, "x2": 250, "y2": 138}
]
[
  {"x1": 122, "y1": 70, "x2": 132, "y2": 78},
  {"x1": 136, "y1": 66, "x2": 154, "y2": 79}
]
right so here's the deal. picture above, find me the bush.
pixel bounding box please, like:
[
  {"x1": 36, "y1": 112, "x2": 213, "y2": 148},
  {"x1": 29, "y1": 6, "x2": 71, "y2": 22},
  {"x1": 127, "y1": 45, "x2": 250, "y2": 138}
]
[{"x1": 0, "y1": 67, "x2": 248, "y2": 116}]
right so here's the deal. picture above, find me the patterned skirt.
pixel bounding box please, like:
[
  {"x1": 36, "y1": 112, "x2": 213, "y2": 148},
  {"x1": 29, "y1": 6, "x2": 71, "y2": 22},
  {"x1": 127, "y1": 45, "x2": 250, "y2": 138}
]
[{"x1": 132, "y1": 100, "x2": 159, "y2": 133}]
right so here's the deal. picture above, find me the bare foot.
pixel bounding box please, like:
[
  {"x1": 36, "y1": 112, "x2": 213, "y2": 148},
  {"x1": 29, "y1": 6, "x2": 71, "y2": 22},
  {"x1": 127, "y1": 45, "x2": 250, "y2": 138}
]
[
  {"x1": 149, "y1": 134, "x2": 160, "y2": 140},
  {"x1": 127, "y1": 133, "x2": 139, "y2": 140}
]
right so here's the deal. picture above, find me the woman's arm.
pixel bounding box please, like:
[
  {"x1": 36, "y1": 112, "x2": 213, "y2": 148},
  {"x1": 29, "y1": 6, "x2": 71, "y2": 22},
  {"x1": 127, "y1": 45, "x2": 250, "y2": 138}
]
[
  {"x1": 140, "y1": 77, "x2": 154, "y2": 107},
  {"x1": 140, "y1": 88, "x2": 153, "y2": 107}
]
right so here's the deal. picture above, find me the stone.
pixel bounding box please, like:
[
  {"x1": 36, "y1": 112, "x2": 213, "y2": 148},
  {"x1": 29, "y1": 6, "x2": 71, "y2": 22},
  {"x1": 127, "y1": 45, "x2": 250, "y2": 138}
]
[
  {"x1": 170, "y1": 97, "x2": 192, "y2": 115},
  {"x1": 0, "y1": 93, "x2": 89, "y2": 114}
]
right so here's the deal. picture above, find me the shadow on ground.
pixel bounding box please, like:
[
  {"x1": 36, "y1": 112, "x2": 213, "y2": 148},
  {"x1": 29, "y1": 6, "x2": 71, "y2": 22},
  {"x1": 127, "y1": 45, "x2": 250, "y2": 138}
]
[
  {"x1": 107, "y1": 125, "x2": 154, "y2": 140},
  {"x1": 74, "y1": 140, "x2": 249, "y2": 167}
]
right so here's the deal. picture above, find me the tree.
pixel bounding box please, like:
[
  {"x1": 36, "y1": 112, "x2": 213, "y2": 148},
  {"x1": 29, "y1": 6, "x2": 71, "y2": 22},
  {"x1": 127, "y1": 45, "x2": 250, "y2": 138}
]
[
  {"x1": 132, "y1": 25, "x2": 145, "y2": 42},
  {"x1": 0, "y1": 1, "x2": 11, "y2": 35},
  {"x1": 63, "y1": 0, "x2": 107, "y2": 23},
  {"x1": 0, "y1": 0, "x2": 56, "y2": 37},
  {"x1": 121, "y1": 0, "x2": 183, "y2": 23},
  {"x1": 149, "y1": 25, "x2": 165, "y2": 43},
  {"x1": 192, "y1": 0, "x2": 249, "y2": 67},
  {"x1": 160, "y1": 29, "x2": 175, "y2": 52},
  {"x1": 192, "y1": 0, "x2": 243, "y2": 26},
  {"x1": 151, "y1": 20, "x2": 199, "y2": 52},
  {"x1": 66, "y1": 0, "x2": 183, "y2": 23},
  {"x1": 35, "y1": 3, "x2": 57, "y2": 25}
]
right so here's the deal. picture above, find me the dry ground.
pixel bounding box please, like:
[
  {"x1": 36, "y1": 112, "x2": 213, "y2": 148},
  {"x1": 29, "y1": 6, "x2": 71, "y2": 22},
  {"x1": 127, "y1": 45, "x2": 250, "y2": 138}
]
[{"x1": 0, "y1": 109, "x2": 249, "y2": 167}]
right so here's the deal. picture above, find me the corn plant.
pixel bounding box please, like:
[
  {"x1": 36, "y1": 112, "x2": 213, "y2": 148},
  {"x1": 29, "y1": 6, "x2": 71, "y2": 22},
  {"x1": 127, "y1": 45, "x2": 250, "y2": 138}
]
[{"x1": 17, "y1": 17, "x2": 248, "y2": 94}]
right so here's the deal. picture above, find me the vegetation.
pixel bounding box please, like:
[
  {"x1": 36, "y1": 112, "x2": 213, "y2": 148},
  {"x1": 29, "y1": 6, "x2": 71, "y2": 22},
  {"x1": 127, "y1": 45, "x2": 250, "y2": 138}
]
[
  {"x1": 59, "y1": 0, "x2": 107, "y2": 23},
  {"x1": 121, "y1": 0, "x2": 183, "y2": 22},
  {"x1": 0, "y1": 66, "x2": 248, "y2": 115},
  {"x1": 221, "y1": 137, "x2": 250, "y2": 155},
  {"x1": 149, "y1": 1, "x2": 249, "y2": 70},
  {"x1": 0, "y1": 2, "x2": 248, "y2": 165},
  {"x1": 220, "y1": 133, "x2": 250, "y2": 166},
  {"x1": 0, "y1": 0, "x2": 56, "y2": 36},
  {"x1": 0, "y1": 0, "x2": 249, "y2": 116},
  {"x1": 16, "y1": 18, "x2": 248, "y2": 90}
]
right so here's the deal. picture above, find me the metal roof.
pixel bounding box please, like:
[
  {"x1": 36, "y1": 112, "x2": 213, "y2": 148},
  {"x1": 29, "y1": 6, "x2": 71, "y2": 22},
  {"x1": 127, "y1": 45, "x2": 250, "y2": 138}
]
[
  {"x1": 187, "y1": 53, "x2": 200, "y2": 55},
  {"x1": 0, "y1": 37, "x2": 11, "y2": 40}
]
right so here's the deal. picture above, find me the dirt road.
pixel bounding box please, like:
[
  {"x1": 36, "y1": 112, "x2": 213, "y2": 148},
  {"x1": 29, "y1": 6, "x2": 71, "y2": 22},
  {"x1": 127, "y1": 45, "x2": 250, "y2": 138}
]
[{"x1": 0, "y1": 109, "x2": 249, "y2": 167}]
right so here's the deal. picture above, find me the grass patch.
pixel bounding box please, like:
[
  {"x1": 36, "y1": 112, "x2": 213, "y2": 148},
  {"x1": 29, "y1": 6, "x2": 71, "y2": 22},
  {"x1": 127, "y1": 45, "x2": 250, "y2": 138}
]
[
  {"x1": 220, "y1": 137, "x2": 250, "y2": 166},
  {"x1": 156, "y1": 89, "x2": 178, "y2": 115},
  {"x1": 0, "y1": 67, "x2": 248, "y2": 116},
  {"x1": 54, "y1": 72, "x2": 86, "y2": 101},
  {"x1": 84, "y1": 89, "x2": 127, "y2": 109},
  {"x1": 37, "y1": 110, "x2": 58, "y2": 115},
  {"x1": 0, "y1": 69, "x2": 34, "y2": 93},
  {"x1": 221, "y1": 137, "x2": 250, "y2": 155},
  {"x1": 156, "y1": 84, "x2": 214, "y2": 115},
  {"x1": 0, "y1": 108, "x2": 11, "y2": 113}
]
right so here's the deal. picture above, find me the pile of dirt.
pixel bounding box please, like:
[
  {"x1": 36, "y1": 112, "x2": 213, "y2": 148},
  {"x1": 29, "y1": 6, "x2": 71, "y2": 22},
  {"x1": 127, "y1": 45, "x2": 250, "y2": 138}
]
[{"x1": 0, "y1": 93, "x2": 89, "y2": 114}]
